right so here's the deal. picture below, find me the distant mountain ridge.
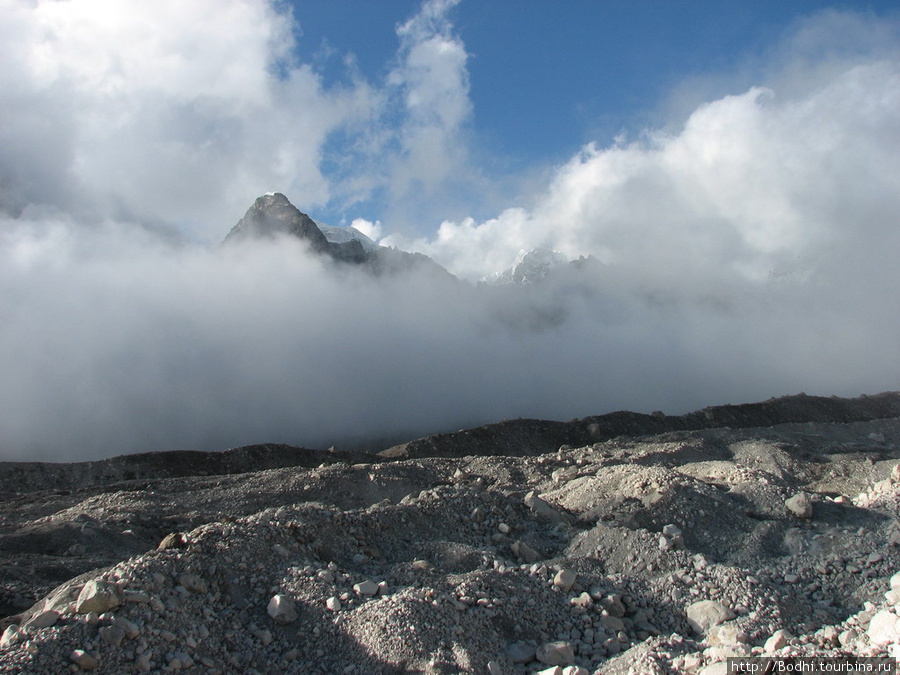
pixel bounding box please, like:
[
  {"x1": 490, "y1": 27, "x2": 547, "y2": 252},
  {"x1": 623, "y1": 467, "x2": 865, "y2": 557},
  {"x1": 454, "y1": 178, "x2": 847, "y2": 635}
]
[
  {"x1": 3, "y1": 391, "x2": 899, "y2": 494},
  {"x1": 379, "y1": 391, "x2": 900, "y2": 460}
]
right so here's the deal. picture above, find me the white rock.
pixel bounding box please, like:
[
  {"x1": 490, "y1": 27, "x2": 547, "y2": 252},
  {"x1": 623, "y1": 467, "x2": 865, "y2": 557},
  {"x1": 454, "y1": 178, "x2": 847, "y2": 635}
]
[
  {"x1": 764, "y1": 628, "x2": 792, "y2": 652},
  {"x1": 487, "y1": 660, "x2": 504, "y2": 675},
  {"x1": 536, "y1": 668, "x2": 562, "y2": 675},
  {"x1": 76, "y1": 580, "x2": 122, "y2": 614},
  {"x1": 662, "y1": 524, "x2": 683, "y2": 538},
  {"x1": 785, "y1": 492, "x2": 813, "y2": 518},
  {"x1": 267, "y1": 594, "x2": 298, "y2": 624},
  {"x1": 686, "y1": 600, "x2": 735, "y2": 634},
  {"x1": 553, "y1": 569, "x2": 576, "y2": 592},
  {"x1": 562, "y1": 667, "x2": 589, "y2": 675},
  {"x1": 69, "y1": 649, "x2": 99, "y2": 670},
  {"x1": 536, "y1": 641, "x2": 575, "y2": 666},
  {"x1": 682, "y1": 653, "x2": 703, "y2": 670},
  {"x1": 890, "y1": 571, "x2": 900, "y2": 592},
  {"x1": 326, "y1": 596, "x2": 342, "y2": 611},
  {"x1": 875, "y1": 479, "x2": 893, "y2": 493},
  {"x1": 867, "y1": 609, "x2": 900, "y2": 646},
  {"x1": 23, "y1": 610, "x2": 59, "y2": 629},
  {"x1": 0, "y1": 625, "x2": 21, "y2": 649},
  {"x1": 354, "y1": 580, "x2": 380, "y2": 597},
  {"x1": 707, "y1": 623, "x2": 747, "y2": 646},
  {"x1": 839, "y1": 628, "x2": 860, "y2": 647},
  {"x1": 552, "y1": 466, "x2": 579, "y2": 483}
]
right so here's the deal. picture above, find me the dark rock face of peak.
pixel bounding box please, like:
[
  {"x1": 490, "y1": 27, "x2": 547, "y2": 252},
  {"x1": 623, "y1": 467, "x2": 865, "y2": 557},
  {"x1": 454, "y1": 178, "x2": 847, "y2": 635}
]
[
  {"x1": 223, "y1": 193, "x2": 329, "y2": 251},
  {"x1": 222, "y1": 193, "x2": 459, "y2": 281}
]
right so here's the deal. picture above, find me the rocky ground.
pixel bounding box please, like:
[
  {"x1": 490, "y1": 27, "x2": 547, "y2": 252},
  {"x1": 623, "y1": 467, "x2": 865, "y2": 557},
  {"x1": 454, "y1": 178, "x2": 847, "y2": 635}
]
[{"x1": 2, "y1": 393, "x2": 900, "y2": 673}]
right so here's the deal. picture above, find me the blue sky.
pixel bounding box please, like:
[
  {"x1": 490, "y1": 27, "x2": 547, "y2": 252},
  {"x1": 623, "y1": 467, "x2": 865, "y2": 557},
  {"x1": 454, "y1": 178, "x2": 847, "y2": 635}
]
[
  {"x1": 293, "y1": 0, "x2": 891, "y2": 156},
  {"x1": 2, "y1": 0, "x2": 900, "y2": 458},
  {"x1": 288, "y1": 0, "x2": 900, "y2": 216}
]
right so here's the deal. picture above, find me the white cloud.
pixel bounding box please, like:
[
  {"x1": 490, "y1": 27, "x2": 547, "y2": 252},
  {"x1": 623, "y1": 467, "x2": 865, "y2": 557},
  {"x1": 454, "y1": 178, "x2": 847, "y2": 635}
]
[
  {"x1": 0, "y1": 0, "x2": 377, "y2": 240},
  {"x1": 373, "y1": 0, "x2": 480, "y2": 228},
  {"x1": 398, "y1": 12, "x2": 900, "y2": 298},
  {"x1": 350, "y1": 218, "x2": 383, "y2": 241},
  {"x1": 3, "y1": 203, "x2": 897, "y2": 463}
]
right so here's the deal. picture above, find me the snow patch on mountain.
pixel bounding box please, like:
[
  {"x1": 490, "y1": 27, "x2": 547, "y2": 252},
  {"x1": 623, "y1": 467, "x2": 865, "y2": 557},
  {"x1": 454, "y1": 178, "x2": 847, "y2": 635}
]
[
  {"x1": 318, "y1": 224, "x2": 379, "y2": 253},
  {"x1": 482, "y1": 247, "x2": 570, "y2": 284}
]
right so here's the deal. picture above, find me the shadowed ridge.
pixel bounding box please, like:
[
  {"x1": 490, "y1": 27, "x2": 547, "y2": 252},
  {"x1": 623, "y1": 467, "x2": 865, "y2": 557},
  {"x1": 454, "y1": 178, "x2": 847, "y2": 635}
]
[{"x1": 379, "y1": 391, "x2": 900, "y2": 459}]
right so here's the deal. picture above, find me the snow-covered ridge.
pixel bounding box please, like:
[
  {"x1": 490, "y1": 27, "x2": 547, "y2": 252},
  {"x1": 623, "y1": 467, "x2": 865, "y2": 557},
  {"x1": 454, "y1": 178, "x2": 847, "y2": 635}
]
[
  {"x1": 317, "y1": 224, "x2": 379, "y2": 253},
  {"x1": 481, "y1": 247, "x2": 569, "y2": 284}
]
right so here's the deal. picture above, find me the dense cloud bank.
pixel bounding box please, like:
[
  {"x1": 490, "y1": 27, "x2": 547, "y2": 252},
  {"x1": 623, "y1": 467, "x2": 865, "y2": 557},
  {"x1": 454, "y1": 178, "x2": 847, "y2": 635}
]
[
  {"x1": 1, "y1": 211, "x2": 898, "y2": 461},
  {"x1": 1, "y1": 2, "x2": 899, "y2": 460}
]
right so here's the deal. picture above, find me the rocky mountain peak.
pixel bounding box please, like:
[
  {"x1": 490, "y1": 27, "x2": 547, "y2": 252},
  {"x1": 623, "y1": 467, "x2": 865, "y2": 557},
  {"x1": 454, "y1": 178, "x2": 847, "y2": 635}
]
[
  {"x1": 221, "y1": 193, "x2": 457, "y2": 278},
  {"x1": 222, "y1": 193, "x2": 329, "y2": 251}
]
